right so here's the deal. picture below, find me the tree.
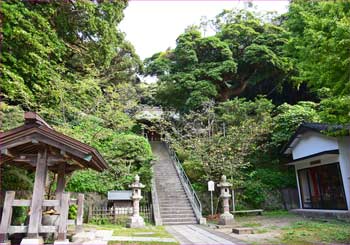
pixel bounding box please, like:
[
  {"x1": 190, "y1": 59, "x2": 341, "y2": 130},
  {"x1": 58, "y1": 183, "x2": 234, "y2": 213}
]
[
  {"x1": 144, "y1": 10, "x2": 293, "y2": 111},
  {"x1": 284, "y1": 1, "x2": 350, "y2": 95},
  {"x1": 165, "y1": 98, "x2": 274, "y2": 188},
  {"x1": 271, "y1": 101, "x2": 320, "y2": 149},
  {"x1": 1, "y1": 0, "x2": 142, "y2": 117}
]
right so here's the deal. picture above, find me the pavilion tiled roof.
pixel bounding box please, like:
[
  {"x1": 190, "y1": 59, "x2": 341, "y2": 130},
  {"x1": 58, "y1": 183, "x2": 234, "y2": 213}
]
[{"x1": 0, "y1": 112, "x2": 108, "y2": 172}]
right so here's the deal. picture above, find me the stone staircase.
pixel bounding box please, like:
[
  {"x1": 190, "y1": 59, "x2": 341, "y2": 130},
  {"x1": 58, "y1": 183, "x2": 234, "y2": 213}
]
[{"x1": 151, "y1": 141, "x2": 198, "y2": 225}]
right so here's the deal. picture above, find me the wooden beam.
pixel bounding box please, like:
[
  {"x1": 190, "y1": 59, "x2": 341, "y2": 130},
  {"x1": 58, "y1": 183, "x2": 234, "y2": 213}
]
[
  {"x1": 14, "y1": 154, "x2": 67, "y2": 163},
  {"x1": 37, "y1": 135, "x2": 89, "y2": 160},
  {"x1": 57, "y1": 193, "x2": 70, "y2": 241},
  {"x1": 7, "y1": 225, "x2": 56, "y2": 234},
  {"x1": 43, "y1": 200, "x2": 60, "y2": 207},
  {"x1": 27, "y1": 148, "x2": 48, "y2": 238},
  {"x1": 11, "y1": 199, "x2": 60, "y2": 207},
  {"x1": 12, "y1": 200, "x2": 31, "y2": 207},
  {"x1": 0, "y1": 149, "x2": 13, "y2": 157},
  {"x1": 0, "y1": 191, "x2": 15, "y2": 242}
]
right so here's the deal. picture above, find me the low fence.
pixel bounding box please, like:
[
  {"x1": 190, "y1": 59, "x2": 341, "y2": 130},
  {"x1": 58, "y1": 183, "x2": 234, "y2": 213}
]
[{"x1": 87, "y1": 204, "x2": 153, "y2": 224}]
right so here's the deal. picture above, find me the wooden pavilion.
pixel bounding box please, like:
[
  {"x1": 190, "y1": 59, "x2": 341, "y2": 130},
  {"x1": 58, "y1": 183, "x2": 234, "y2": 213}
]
[{"x1": 0, "y1": 112, "x2": 108, "y2": 244}]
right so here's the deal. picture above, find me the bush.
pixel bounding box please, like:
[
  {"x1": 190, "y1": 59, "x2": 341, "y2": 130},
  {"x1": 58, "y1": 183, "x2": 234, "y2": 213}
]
[{"x1": 68, "y1": 204, "x2": 78, "y2": 220}]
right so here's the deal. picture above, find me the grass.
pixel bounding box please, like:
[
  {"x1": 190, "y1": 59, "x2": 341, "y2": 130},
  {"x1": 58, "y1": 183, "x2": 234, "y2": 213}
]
[
  {"x1": 241, "y1": 222, "x2": 262, "y2": 227},
  {"x1": 108, "y1": 241, "x2": 178, "y2": 245},
  {"x1": 85, "y1": 224, "x2": 173, "y2": 238},
  {"x1": 226, "y1": 210, "x2": 350, "y2": 244},
  {"x1": 85, "y1": 224, "x2": 179, "y2": 245},
  {"x1": 280, "y1": 219, "x2": 350, "y2": 244},
  {"x1": 263, "y1": 210, "x2": 296, "y2": 218}
]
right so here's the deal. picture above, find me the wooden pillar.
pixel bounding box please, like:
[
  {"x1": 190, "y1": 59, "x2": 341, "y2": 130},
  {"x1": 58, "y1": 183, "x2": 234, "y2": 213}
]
[
  {"x1": 0, "y1": 191, "x2": 15, "y2": 242},
  {"x1": 57, "y1": 192, "x2": 70, "y2": 241},
  {"x1": 75, "y1": 193, "x2": 84, "y2": 233},
  {"x1": 55, "y1": 163, "x2": 66, "y2": 201},
  {"x1": 27, "y1": 148, "x2": 48, "y2": 238}
]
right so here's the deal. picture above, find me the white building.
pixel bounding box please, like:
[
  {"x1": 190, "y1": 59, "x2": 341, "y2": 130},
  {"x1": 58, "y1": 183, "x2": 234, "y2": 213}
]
[{"x1": 283, "y1": 123, "x2": 350, "y2": 211}]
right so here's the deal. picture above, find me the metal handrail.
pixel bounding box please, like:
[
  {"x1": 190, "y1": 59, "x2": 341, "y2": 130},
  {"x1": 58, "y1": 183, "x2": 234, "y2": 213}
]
[{"x1": 163, "y1": 141, "x2": 203, "y2": 221}]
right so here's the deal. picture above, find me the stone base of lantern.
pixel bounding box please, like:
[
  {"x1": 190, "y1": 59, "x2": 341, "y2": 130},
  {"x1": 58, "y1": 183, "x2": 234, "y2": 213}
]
[
  {"x1": 127, "y1": 215, "x2": 145, "y2": 228},
  {"x1": 218, "y1": 212, "x2": 234, "y2": 226},
  {"x1": 54, "y1": 239, "x2": 70, "y2": 245},
  {"x1": 0, "y1": 241, "x2": 11, "y2": 245},
  {"x1": 20, "y1": 237, "x2": 44, "y2": 245}
]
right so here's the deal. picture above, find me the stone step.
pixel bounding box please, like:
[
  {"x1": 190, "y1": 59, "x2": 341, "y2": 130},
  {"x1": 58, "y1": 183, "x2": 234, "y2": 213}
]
[
  {"x1": 159, "y1": 205, "x2": 193, "y2": 209},
  {"x1": 161, "y1": 213, "x2": 195, "y2": 218},
  {"x1": 161, "y1": 217, "x2": 197, "y2": 223},
  {"x1": 156, "y1": 184, "x2": 181, "y2": 186},
  {"x1": 158, "y1": 195, "x2": 188, "y2": 199},
  {"x1": 160, "y1": 207, "x2": 194, "y2": 211},
  {"x1": 157, "y1": 193, "x2": 188, "y2": 196},
  {"x1": 158, "y1": 197, "x2": 188, "y2": 200},
  {"x1": 158, "y1": 196, "x2": 188, "y2": 199},
  {"x1": 161, "y1": 211, "x2": 195, "y2": 216},
  {"x1": 162, "y1": 221, "x2": 198, "y2": 225},
  {"x1": 159, "y1": 200, "x2": 191, "y2": 206}
]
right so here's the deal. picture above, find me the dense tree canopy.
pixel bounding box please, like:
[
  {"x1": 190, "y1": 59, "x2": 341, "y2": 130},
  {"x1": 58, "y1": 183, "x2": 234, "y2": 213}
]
[
  {"x1": 1, "y1": 0, "x2": 141, "y2": 116},
  {"x1": 284, "y1": 0, "x2": 350, "y2": 95},
  {"x1": 144, "y1": 10, "x2": 295, "y2": 111}
]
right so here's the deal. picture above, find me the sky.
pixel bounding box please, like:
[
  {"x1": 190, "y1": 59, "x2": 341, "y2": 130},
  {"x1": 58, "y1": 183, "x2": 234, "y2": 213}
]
[{"x1": 120, "y1": 0, "x2": 290, "y2": 60}]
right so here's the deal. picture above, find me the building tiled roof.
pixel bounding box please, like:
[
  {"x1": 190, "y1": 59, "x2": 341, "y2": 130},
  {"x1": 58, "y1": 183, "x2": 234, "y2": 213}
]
[{"x1": 282, "y1": 122, "x2": 350, "y2": 155}]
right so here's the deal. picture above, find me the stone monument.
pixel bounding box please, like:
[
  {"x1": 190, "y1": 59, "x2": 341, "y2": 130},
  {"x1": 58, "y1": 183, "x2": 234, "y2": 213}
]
[
  {"x1": 127, "y1": 175, "x2": 145, "y2": 228},
  {"x1": 217, "y1": 175, "x2": 234, "y2": 225}
]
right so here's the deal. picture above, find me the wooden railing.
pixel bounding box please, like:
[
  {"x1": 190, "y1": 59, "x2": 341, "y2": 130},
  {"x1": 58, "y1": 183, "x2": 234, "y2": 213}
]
[{"x1": 0, "y1": 191, "x2": 84, "y2": 242}]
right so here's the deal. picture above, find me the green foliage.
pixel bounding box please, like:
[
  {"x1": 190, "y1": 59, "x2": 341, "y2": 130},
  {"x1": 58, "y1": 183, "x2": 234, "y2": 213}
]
[
  {"x1": 68, "y1": 204, "x2": 78, "y2": 220},
  {"x1": 1, "y1": 1, "x2": 66, "y2": 108},
  {"x1": 61, "y1": 116, "x2": 153, "y2": 194},
  {"x1": 0, "y1": 103, "x2": 24, "y2": 131},
  {"x1": 241, "y1": 179, "x2": 267, "y2": 208},
  {"x1": 271, "y1": 101, "x2": 320, "y2": 148},
  {"x1": 183, "y1": 159, "x2": 206, "y2": 182},
  {"x1": 166, "y1": 98, "x2": 274, "y2": 190},
  {"x1": 66, "y1": 169, "x2": 115, "y2": 194},
  {"x1": 284, "y1": 1, "x2": 350, "y2": 95},
  {"x1": 12, "y1": 207, "x2": 28, "y2": 225},
  {"x1": 253, "y1": 168, "x2": 296, "y2": 189},
  {"x1": 1, "y1": 0, "x2": 141, "y2": 115},
  {"x1": 145, "y1": 10, "x2": 292, "y2": 111},
  {"x1": 319, "y1": 96, "x2": 350, "y2": 124}
]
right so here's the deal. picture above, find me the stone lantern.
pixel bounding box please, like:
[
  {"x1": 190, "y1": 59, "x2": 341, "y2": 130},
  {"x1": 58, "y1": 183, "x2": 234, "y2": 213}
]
[
  {"x1": 217, "y1": 175, "x2": 234, "y2": 225},
  {"x1": 127, "y1": 175, "x2": 145, "y2": 228}
]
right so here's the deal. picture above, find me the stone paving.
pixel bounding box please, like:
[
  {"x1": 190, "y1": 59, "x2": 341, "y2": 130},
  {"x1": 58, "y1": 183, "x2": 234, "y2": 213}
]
[
  {"x1": 71, "y1": 225, "x2": 242, "y2": 245},
  {"x1": 166, "y1": 225, "x2": 242, "y2": 245},
  {"x1": 71, "y1": 229, "x2": 177, "y2": 244}
]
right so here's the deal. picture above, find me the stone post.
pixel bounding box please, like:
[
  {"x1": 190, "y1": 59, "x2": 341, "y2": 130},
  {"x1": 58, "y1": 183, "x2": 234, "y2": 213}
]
[
  {"x1": 217, "y1": 175, "x2": 234, "y2": 225},
  {"x1": 127, "y1": 175, "x2": 145, "y2": 228}
]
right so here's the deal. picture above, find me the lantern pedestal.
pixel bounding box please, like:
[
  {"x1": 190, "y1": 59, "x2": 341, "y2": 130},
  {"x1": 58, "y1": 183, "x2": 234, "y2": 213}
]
[
  {"x1": 127, "y1": 215, "x2": 145, "y2": 228},
  {"x1": 218, "y1": 212, "x2": 234, "y2": 226}
]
